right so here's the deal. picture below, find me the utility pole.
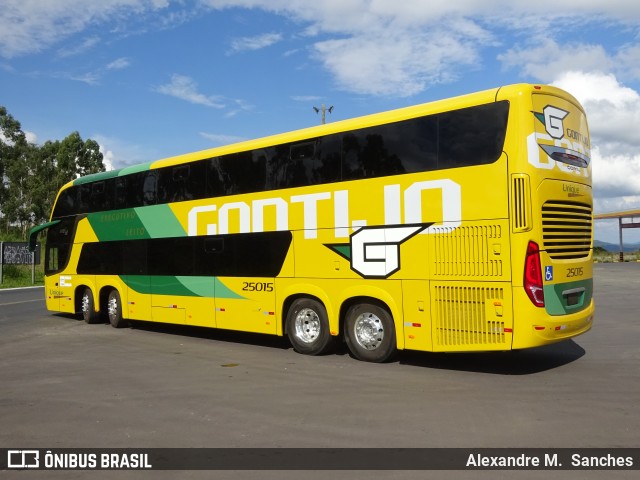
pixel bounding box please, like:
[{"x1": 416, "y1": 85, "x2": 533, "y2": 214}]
[{"x1": 313, "y1": 104, "x2": 334, "y2": 124}]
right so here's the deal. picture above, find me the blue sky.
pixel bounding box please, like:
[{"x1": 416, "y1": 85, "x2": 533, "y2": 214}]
[{"x1": 1, "y1": 0, "x2": 640, "y2": 244}]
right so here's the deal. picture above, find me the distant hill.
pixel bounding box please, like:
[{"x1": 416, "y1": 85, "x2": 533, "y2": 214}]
[{"x1": 594, "y1": 240, "x2": 640, "y2": 252}]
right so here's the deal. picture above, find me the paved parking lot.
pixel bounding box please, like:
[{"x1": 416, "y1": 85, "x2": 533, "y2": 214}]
[{"x1": 1, "y1": 264, "x2": 638, "y2": 479}]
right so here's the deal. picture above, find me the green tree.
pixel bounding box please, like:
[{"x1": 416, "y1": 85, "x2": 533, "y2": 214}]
[
  {"x1": 1, "y1": 107, "x2": 107, "y2": 233},
  {"x1": 56, "y1": 131, "x2": 105, "y2": 189},
  {"x1": 28, "y1": 140, "x2": 59, "y2": 223},
  {"x1": 1, "y1": 106, "x2": 29, "y2": 233}
]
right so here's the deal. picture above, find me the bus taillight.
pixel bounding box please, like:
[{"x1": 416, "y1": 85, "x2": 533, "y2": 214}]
[{"x1": 524, "y1": 241, "x2": 545, "y2": 307}]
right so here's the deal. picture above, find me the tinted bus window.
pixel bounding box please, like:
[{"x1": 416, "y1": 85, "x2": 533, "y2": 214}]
[
  {"x1": 49, "y1": 101, "x2": 509, "y2": 219},
  {"x1": 438, "y1": 101, "x2": 508, "y2": 168},
  {"x1": 45, "y1": 218, "x2": 76, "y2": 274}
]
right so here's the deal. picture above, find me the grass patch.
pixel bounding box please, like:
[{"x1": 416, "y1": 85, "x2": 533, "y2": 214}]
[
  {"x1": 593, "y1": 251, "x2": 640, "y2": 263},
  {"x1": 0, "y1": 263, "x2": 45, "y2": 288}
]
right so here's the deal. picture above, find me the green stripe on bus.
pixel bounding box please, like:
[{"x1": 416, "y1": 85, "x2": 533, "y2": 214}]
[
  {"x1": 73, "y1": 162, "x2": 153, "y2": 186},
  {"x1": 87, "y1": 205, "x2": 185, "y2": 241},
  {"x1": 87, "y1": 209, "x2": 150, "y2": 241},
  {"x1": 117, "y1": 162, "x2": 153, "y2": 176},
  {"x1": 544, "y1": 278, "x2": 593, "y2": 315},
  {"x1": 73, "y1": 169, "x2": 121, "y2": 185},
  {"x1": 120, "y1": 275, "x2": 246, "y2": 299},
  {"x1": 135, "y1": 204, "x2": 186, "y2": 238}
]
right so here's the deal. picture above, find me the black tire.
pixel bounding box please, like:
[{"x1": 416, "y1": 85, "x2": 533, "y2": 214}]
[
  {"x1": 286, "y1": 298, "x2": 335, "y2": 355},
  {"x1": 344, "y1": 303, "x2": 396, "y2": 363},
  {"x1": 107, "y1": 289, "x2": 128, "y2": 328},
  {"x1": 81, "y1": 287, "x2": 100, "y2": 324}
]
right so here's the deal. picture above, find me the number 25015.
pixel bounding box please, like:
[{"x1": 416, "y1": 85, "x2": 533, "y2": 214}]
[
  {"x1": 566, "y1": 267, "x2": 584, "y2": 278},
  {"x1": 242, "y1": 282, "x2": 274, "y2": 292}
]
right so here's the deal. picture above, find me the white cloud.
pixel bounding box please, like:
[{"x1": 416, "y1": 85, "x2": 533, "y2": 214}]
[
  {"x1": 99, "y1": 145, "x2": 116, "y2": 171},
  {"x1": 24, "y1": 130, "x2": 37, "y2": 144},
  {"x1": 199, "y1": 132, "x2": 247, "y2": 145},
  {"x1": 0, "y1": 0, "x2": 172, "y2": 58},
  {"x1": 498, "y1": 39, "x2": 613, "y2": 83},
  {"x1": 107, "y1": 57, "x2": 131, "y2": 70},
  {"x1": 56, "y1": 36, "x2": 101, "y2": 58},
  {"x1": 291, "y1": 95, "x2": 322, "y2": 102},
  {"x1": 224, "y1": 99, "x2": 254, "y2": 118},
  {"x1": 229, "y1": 32, "x2": 283, "y2": 54},
  {"x1": 591, "y1": 147, "x2": 640, "y2": 199},
  {"x1": 552, "y1": 71, "x2": 640, "y2": 153},
  {"x1": 204, "y1": 0, "x2": 640, "y2": 96},
  {"x1": 615, "y1": 44, "x2": 640, "y2": 81},
  {"x1": 155, "y1": 74, "x2": 225, "y2": 108},
  {"x1": 93, "y1": 133, "x2": 158, "y2": 169},
  {"x1": 5, "y1": 0, "x2": 640, "y2": 99},
  {"x1": 66, "y1": 71, "x2": 101, "y2": 85},
  {"x1": 314, "y1": 30, "x2": 479, "y2": 96},
  {"x1": 547, "y1": 71, "x2": 640, "y2": 214}
]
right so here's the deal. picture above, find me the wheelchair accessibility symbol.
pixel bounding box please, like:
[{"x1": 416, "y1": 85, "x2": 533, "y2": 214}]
[{"x1": 544, "y1": 266, "x2": 553, "y2": 282}]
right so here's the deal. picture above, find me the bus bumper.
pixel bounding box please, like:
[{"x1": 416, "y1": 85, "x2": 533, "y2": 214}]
[{"x1": 511, "y1": 293, "x2": 594, "y2": 349}]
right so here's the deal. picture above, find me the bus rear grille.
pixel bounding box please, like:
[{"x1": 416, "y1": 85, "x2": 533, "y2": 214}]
[
  {"x1": 434, "y1": 285, "x2": 506, "y2": 347},
  {"x1": 541, "y1": 201, "x2": 592, "y2": 259}
]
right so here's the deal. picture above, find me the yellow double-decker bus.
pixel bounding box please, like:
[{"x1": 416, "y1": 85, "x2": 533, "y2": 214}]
[{"x1": 30, "y1": 83, "x2": 594, "y2": 362}]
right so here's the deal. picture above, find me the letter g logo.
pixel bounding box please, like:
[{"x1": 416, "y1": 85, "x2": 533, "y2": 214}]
[
  {"x1": 350, "y1": 224, "x2": 429, "y2": 278},
  {"x1": 543, "y1": 105, "x2": 569, "y2": 140}
]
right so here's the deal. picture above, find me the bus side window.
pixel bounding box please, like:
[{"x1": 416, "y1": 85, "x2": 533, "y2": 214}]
[
  {"x1": 387, "y1": 116, "x2": 437, "y2": 174},
  {"x1": 142, "y1": 171, "x2": 159, "y2": 206},
  {"x1": 123, "y1": 173, "x2": 144, "y2": 208},
  {"x1": 47, "y1": 246, "x2": 59, "y2": 273},
  {"x1": 437, "y1": 102, "x2": 508, "y2": 168},
  {"x1": 342, "y1": 126, "x2": 407, "y2": 180},
  {"x1": 286, "y1": 141, "x2": 318, "y2": 188},
  {"x1": 266, "y1": 144, "x2": 290, "y2": 190},
  {"x1": 78, "y1": 184, "x2": 92, "y2": 212},
  {"x1": 206, "y1": 158, "x2": 223, "y2": 197},
  {"x1": 165, "y1": 162, "x2": 206, "y2": 202},
  {"x1": 114, "y1": 177, "x2": 127, "y2": 209},
  {"x1": 214, "y1": 151, "x2": 266, "y2": 196},
  {"x1": 52, "y1": 187, "x2": 78, "y2": 217},
  {"x1": 342, "y1": 133, "x2": 363, "y2": 180},
  {"x1": 91, "y1": 181, "x2": 111, "y2": 212},
  {"x1": 316, "y1": 135, "x2": 341, "y2": 183},
  {"x1": 44, "y1": 219, "x2": 75, "y2": 274}
]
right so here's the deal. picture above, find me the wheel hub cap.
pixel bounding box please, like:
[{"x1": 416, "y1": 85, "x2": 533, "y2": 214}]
[
  {"x1": 294, "y1": 308, "x2": 320, "y2": 343},
  {"x1": 108, "y1": 297, "x2": 118, "y2": 319},
  {"x1": 354, "y1": 312, "x2": 384, "y2": 350}
]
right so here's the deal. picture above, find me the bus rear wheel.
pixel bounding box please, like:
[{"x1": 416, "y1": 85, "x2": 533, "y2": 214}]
[
  {"x1": 344, "y1": 303, "x2": 396, "y2": 363},
  {"x1": 107, "y1": 289, "x2": 128, "y2": 328},
  {"x1": 286, "y1": 298, "x2": 335, "y2": 356},
  {"x1": 81, "y1": 288, "x2": 100, "y2": 324}
]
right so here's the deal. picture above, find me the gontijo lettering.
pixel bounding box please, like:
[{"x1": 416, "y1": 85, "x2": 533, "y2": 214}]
[{"x1": 187, "y1": 179, "x2": 461, "y2": 239}]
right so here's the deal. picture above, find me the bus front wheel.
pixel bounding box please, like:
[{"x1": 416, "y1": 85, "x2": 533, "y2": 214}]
[
  {"x1": 344, "y1": 303, "x2": 396, "y2": 363},
  {"x1": 286, "y1": 298, "x2": 335, "y2": 356},
  {"x1": 107, "y1": 289, "x2": 128, "y2": 328}
]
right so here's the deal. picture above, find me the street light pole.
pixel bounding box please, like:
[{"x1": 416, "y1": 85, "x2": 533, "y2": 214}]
[{"x1": 313, "y1": 104, "x2": 334, "y2": 124}]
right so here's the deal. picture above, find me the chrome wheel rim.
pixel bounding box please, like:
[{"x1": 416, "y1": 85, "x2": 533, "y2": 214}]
[
  {"x1": 108, "y1": 295, "x2": 118, "y2": 321},
  {"x1": 81, "y1": 294, "x2": 90, "y2": 315},
  {"x1": 294, "y1": 308, "x2": 321, "y2": 344},
  {"x1": 353, "y1": 312, "x2": 384, "y2": 350}
]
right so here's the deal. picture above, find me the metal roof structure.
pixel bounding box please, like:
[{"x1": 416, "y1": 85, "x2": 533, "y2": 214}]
[
  {"x1": 593, "y1": 209, "x2": 640, "y2": 261},
  {"x1": 594, "y1": 209, "x2": 640, "y2": 221}
]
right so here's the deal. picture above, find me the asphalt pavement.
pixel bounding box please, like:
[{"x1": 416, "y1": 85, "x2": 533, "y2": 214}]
[{"x1": 0, "y1": 264, "x2": 638, "y2": 479}]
